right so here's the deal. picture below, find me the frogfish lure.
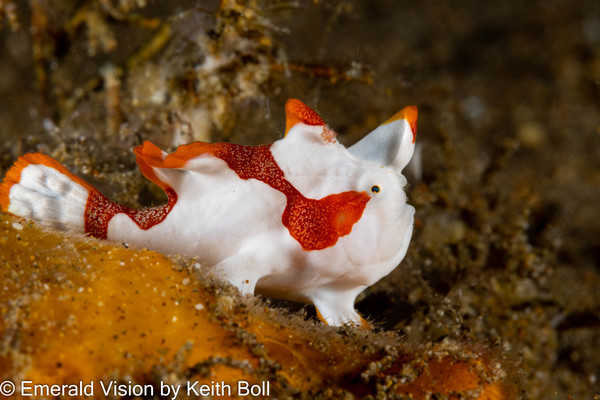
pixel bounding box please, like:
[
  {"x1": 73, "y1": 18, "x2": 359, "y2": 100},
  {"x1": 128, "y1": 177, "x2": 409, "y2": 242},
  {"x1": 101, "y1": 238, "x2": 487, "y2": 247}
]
[{"x1": 0, "y1": 99, "x2": 417, "y2": 327}]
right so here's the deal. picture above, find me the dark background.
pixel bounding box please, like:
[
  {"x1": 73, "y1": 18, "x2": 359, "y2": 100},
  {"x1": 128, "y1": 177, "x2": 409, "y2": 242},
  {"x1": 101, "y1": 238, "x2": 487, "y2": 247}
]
[{"x1": 1, "y1": 1, "x2": 599, "y2": 398}]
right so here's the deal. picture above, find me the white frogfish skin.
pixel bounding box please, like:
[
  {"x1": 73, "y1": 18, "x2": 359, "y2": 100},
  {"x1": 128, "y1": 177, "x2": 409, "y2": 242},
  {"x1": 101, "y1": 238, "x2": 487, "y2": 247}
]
[{"x1": 0, "y1": 99, "x2": 418, "y2": 327}]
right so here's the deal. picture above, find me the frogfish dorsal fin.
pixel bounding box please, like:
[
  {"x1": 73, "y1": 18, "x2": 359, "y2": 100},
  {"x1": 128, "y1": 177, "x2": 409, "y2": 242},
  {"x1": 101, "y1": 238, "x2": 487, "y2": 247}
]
[
  {"x1": 285, "y1": 99, "x2": 325, "y2": 136},
  {"x1": 134, "y1": 140, "x2": 227, "y2": 184},
  {"x1": 348, "y1": 105, "x2": 418, "y2": 172},
  {"x1": 382, "y1": 105, "x2": 418, "y2": 143},
  {"x1": 134, "y1": 141, "x2": 171, "y2": 190}
]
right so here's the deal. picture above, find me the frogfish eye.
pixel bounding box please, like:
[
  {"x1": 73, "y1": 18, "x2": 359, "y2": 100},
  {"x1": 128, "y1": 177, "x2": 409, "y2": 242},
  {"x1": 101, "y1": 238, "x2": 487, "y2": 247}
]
[{"x1": 371, "y1": 185, "x2": 380, "y2": 193}]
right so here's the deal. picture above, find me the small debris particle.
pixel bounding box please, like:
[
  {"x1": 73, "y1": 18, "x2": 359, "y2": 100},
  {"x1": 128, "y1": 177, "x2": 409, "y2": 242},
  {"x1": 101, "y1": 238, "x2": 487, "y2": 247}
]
[{"x1": 517, "y1": 122, "x2": 546, "y2": 149}]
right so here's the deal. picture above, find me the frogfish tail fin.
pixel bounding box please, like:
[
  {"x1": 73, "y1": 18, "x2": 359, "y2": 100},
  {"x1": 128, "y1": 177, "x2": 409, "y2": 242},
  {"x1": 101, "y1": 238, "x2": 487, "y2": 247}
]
[{"x1": 0, "y1": 153, "x2": 100, "y2": 233}]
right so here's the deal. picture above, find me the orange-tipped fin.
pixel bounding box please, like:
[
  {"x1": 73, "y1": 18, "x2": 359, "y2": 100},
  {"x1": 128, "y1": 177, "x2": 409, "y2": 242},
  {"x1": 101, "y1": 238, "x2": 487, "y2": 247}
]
[
  {"x1": 1, "y1": 153, "x2": 95, "y2": 212},
  {"x1": 134, "y1": 141, "x2": 231, "y2": 188},
  {"x1": 284, "y1": 99, "x2": 325, "y2": 136},
  {"x1": 133, "y1": 141, "x2": 171, "y2": 189},
  {"x1": 382, "y1": 105, "x2": 418, "y2": 143}
]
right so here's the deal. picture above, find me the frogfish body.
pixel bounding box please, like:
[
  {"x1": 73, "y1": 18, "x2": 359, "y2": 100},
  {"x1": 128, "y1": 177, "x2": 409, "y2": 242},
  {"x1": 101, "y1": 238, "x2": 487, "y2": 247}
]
[{"x1": 0, "y1": 99, "x2": 417, "y2": 327}]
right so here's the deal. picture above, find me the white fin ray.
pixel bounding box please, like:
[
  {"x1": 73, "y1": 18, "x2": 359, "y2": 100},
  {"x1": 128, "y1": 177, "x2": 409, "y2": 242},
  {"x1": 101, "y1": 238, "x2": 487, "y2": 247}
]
[{"x1": 7, "y1": 164, "x2": 88, "y2": 232}]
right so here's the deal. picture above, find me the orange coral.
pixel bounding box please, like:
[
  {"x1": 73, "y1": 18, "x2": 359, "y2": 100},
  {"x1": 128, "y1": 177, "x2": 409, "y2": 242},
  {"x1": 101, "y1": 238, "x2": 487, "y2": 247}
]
[{"x1": 0, "y1": 213, "x2": 514, "y2": 398}]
